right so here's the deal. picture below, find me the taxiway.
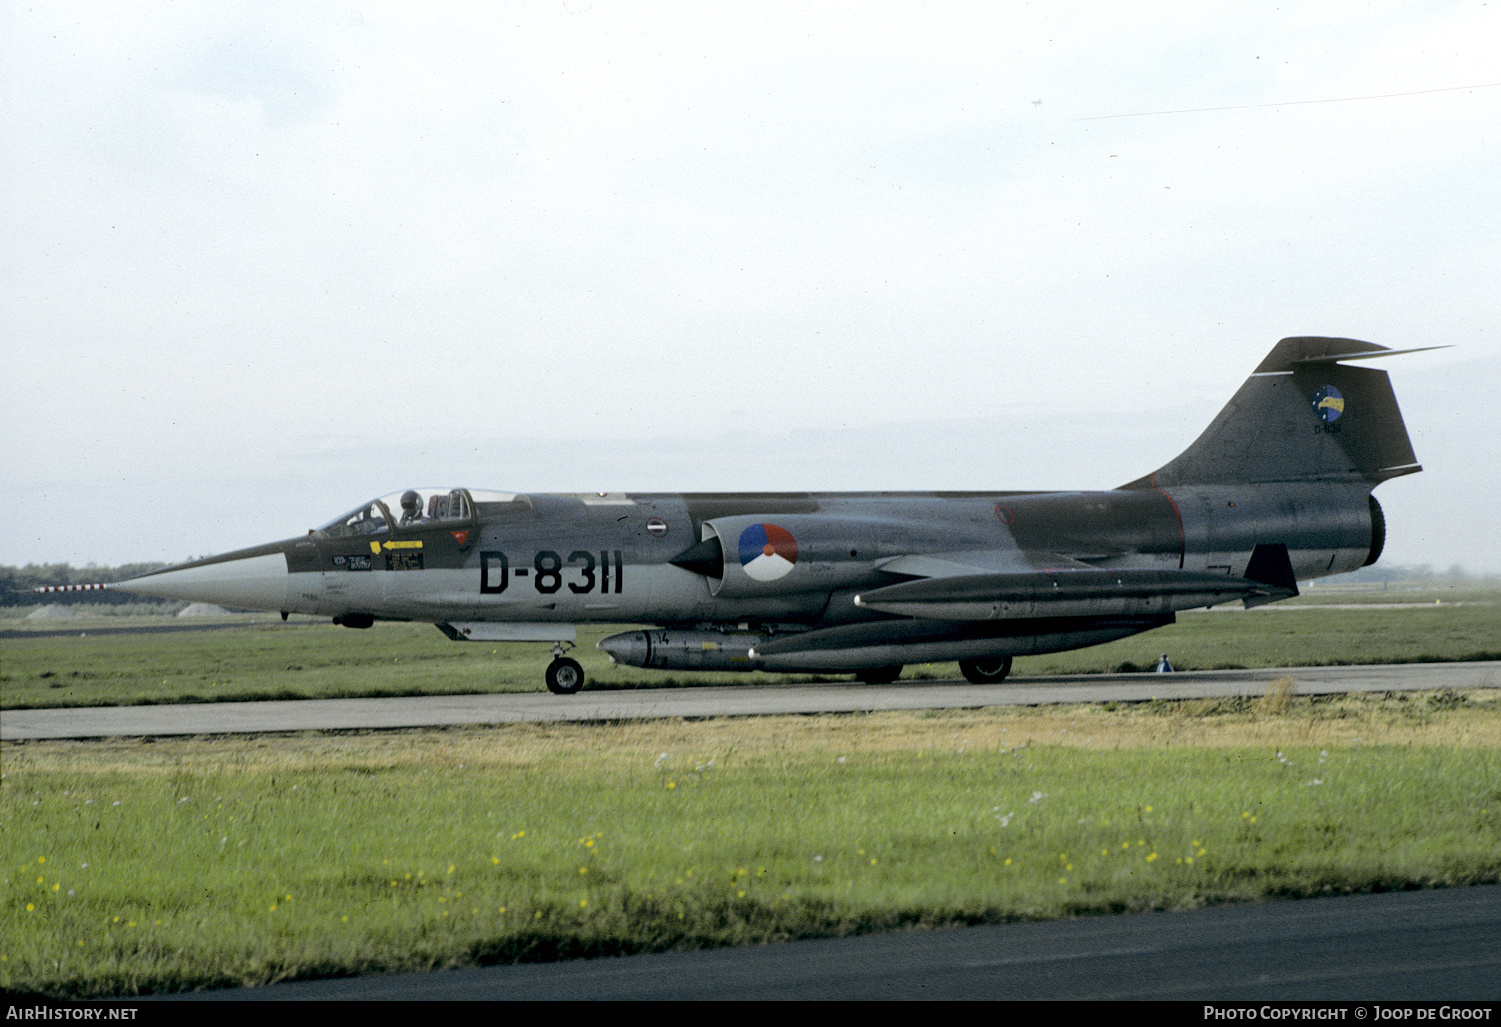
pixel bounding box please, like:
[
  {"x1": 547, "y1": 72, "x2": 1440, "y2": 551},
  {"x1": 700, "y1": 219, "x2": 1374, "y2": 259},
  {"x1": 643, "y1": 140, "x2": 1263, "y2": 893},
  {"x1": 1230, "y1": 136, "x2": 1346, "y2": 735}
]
[{"x1": 4, "y1": 661, "x2": 1496, "y2": 740}]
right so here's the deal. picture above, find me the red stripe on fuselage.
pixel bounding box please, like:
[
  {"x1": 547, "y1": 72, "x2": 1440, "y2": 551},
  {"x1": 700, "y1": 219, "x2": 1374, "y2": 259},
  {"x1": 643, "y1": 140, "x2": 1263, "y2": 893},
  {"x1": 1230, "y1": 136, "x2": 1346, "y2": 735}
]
[{"x1": 1150, "y1": 473, "x2": 1186, "y2": 569}]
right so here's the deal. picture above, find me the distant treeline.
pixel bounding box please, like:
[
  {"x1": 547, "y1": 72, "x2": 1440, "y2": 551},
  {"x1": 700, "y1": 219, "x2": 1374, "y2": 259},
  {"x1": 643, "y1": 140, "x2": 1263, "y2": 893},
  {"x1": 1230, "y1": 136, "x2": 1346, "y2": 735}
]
[{"x1": 0, "y1": 562, "x2": 172, "y2": 607}]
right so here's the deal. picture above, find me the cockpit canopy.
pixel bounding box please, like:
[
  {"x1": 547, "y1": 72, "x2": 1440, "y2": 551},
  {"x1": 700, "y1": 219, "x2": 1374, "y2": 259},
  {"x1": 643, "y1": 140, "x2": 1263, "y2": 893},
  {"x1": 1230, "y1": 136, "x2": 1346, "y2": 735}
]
[{"x1": 316, "y1": 488, "x2": 525, "y2": 537}]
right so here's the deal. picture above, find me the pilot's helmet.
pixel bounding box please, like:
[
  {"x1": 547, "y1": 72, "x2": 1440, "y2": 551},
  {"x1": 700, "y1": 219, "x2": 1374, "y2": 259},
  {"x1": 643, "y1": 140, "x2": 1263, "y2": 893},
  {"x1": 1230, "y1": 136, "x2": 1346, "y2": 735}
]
[{"x1": 401, "y1": 490, "x2": 422, "y2": 516}]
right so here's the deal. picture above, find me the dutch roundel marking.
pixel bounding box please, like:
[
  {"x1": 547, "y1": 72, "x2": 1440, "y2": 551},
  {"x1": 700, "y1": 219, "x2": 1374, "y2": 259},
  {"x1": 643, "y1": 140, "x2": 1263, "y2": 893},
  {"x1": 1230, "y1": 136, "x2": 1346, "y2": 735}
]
[
  {"x1": 1311, "y1": 385, "x2": 1345, "y2": 424},
  {"x1": 738, "y1": 523, "x2": 798, "y2": 582}
]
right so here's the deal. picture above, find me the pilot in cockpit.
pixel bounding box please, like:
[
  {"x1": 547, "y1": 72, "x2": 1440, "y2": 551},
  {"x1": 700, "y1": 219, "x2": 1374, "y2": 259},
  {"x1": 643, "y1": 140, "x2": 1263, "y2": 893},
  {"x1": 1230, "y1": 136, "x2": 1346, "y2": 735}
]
[{"x1": 398, "y1": 490, "x2": 428, "y2": 527}]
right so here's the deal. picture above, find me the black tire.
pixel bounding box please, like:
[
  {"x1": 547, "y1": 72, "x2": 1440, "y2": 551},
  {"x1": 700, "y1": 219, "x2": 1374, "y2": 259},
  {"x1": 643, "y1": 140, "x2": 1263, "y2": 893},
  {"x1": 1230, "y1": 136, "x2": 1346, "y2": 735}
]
[
  {"x1": 959, "y1": 656, "x2": 1012, "y2": 684},
  {"x1": 545, "y1": 657, "x2": 585, "y2": 695},
  {"x1": 855, "y1": 665, "x2": 902, "y2": 685}
]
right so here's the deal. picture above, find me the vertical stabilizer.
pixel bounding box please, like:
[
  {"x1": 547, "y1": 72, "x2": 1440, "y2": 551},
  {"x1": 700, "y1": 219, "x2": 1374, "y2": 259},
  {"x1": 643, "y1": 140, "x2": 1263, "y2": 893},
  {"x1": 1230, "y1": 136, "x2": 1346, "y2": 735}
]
[{"x1": 1124, "y1": 337, "x2": 1423, "y2": 488}]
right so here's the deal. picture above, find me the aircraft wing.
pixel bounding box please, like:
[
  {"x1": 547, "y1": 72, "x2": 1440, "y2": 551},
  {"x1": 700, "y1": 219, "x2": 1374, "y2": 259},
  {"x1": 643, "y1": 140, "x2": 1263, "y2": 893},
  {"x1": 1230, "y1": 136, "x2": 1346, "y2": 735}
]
[
  {"x1": 873, "y1": 549, "x2": 1096, "y2": 579},
  {"x1": 856, "y1": 544, "x2": 1299, "y2": 620}
]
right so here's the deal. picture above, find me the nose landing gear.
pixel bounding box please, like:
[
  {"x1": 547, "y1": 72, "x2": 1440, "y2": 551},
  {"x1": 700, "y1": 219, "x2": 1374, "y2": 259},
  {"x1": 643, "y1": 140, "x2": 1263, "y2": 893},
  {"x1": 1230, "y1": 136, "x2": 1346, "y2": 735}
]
[{"x1": 545, "y1": 641, "x2": 585, "y2": 695}]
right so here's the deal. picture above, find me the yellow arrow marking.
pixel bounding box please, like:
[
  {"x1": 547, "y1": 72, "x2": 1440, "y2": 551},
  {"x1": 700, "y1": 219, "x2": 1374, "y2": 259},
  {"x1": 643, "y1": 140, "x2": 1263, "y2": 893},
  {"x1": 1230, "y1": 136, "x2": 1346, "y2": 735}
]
[{"x1": 383, "y1": 540, "x2": 424, "y2": 550}]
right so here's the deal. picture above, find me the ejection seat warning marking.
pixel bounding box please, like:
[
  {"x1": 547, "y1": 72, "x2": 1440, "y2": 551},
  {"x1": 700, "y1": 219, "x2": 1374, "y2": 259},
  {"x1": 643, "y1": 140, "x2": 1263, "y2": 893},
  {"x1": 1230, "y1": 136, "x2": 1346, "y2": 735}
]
[
  {"x1": 369, "y1": 539, "x2": 425, "y2": 554},
  {"x1": 480, "y1": 550, "x2": 623, "y2": 596}
]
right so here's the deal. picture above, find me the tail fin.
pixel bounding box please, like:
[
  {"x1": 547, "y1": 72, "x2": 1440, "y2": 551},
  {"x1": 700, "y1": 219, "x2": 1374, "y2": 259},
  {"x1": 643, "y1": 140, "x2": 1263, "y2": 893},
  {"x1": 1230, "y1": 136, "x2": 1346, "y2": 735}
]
[{"x1": 1124, "y1": 337, "x2": 1427, "y2": 488}]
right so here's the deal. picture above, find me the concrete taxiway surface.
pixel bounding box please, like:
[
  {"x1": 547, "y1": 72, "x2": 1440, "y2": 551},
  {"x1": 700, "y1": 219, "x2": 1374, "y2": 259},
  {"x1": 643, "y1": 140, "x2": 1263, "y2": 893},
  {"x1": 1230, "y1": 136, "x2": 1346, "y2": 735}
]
[{"x1": 4, "y1": 661, "x2": 1497, "y2": 740}]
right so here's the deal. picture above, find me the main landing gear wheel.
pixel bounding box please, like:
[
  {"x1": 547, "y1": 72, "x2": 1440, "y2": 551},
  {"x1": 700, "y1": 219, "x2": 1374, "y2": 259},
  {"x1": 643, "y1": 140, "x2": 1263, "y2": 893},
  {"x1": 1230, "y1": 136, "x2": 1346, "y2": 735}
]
[
  {"x1": 545, "y1": 657, "x2": 585, "y2": 695},
  {"x1": 856, "y1": 665, "x2": 903, "y2": 685},
  {"x1": 959, "y1": 656, "x2": 1013, "y2": 684}
]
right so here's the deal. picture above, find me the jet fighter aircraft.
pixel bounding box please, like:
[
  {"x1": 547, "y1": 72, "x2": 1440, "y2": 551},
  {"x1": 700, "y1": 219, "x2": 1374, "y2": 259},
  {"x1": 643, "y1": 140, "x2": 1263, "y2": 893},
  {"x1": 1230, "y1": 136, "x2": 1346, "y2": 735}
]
[{"x1": 107, "y1": 336, "x2": 1428, "y2": 694}]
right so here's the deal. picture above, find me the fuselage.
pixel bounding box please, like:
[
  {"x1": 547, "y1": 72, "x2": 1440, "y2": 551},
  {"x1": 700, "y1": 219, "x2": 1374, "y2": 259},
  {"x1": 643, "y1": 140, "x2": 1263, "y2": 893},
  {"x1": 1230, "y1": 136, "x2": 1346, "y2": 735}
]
[{"x1": 120, "y1": 481, "x2": 1380, "y2": 630}]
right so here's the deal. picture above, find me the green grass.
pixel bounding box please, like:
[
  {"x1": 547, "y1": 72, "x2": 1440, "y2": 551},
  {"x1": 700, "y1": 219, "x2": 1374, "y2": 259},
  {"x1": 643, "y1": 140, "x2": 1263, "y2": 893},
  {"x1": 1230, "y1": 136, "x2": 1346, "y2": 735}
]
[
  {"x1": 1022, "y1": 601, "x2": 1501, "y2": 674},
  {"x1": 1290, "y1": 582, "x2": 1501, "y2": 605},
  {"x1": 3, "y1": 698, "x2": 1499, "y2": 997},
  {"x1": 0, "y1": 621, "x2": 859, "y2": 710},
  {"x1": 4, "y1": 597, "x2": 1499, "y2": 710}
]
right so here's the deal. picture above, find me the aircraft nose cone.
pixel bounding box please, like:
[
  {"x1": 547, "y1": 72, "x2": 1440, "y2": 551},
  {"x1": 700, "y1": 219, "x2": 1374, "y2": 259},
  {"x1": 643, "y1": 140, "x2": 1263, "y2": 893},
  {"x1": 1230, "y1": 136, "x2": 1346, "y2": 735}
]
[{"x1": 113, "y1": 551, "x2": 290, "y2": 611}]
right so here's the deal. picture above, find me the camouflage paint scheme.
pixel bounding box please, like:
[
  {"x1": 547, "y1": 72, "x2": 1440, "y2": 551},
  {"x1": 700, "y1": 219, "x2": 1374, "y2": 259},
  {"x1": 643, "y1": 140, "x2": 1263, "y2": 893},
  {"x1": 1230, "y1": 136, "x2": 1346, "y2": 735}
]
[{"x1": 111, "y1": 337, "x2": 1427, "y2": 693}]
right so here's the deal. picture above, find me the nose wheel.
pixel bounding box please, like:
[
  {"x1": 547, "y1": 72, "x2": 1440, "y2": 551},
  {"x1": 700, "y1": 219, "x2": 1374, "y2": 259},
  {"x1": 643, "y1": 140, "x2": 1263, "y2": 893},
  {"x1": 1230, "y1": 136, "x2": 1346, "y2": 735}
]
[{"x1": 545, "y1": 642, "x2": 585, "y2": 694}]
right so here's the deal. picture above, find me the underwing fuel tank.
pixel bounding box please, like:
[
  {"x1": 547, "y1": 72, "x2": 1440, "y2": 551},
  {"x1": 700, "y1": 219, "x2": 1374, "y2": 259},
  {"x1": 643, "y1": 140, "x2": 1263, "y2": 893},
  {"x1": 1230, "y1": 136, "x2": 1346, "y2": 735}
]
[
  {"x1": 744, "y1": 616, "x2": 1174, "y2": 672},
  {"x1": 597, "y1": 629, "x2": 767, "y2": 671},
  {"x1": 597, "y1": 616, "x2": 1176, "y2": 673}
]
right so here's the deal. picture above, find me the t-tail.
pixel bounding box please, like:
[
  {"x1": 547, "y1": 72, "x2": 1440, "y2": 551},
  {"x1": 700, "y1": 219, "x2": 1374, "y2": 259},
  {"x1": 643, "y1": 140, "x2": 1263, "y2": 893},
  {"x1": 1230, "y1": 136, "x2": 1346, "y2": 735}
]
[
  {"x1": 1120, "y1": 336, "x2": 1438, "y2": 589},
  {"x1": 1124, "y1": 336, "x2": 1429, "y2": 489}
]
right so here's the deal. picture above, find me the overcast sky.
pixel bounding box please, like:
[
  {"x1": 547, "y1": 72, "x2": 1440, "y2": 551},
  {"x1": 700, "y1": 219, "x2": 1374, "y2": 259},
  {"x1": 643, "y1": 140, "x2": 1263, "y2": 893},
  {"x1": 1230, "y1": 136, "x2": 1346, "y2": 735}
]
[{"x1": 3, "y1": 1, "x2": 1498, "y2": 572}]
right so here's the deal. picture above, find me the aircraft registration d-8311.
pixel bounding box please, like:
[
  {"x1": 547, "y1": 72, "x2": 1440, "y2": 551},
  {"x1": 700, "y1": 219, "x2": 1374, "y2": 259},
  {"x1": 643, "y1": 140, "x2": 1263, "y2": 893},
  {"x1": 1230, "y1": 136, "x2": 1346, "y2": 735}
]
[{"x1": 105, "y1": 336, "x2": 1431, "y2": 694}]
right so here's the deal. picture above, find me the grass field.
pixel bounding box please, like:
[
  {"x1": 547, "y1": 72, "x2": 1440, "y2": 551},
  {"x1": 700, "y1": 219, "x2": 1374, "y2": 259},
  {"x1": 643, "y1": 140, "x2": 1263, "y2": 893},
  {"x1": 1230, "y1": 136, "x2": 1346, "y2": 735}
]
[
  {"x1": 3, "y1": 590, "x2": 1499, "y2": 710},
  {"x1": 4, "y1": 590, "x2": 1499, "y2": 997},
  {"x1": 3, "y1": 690, "x2": 1500, "y2": 997}
]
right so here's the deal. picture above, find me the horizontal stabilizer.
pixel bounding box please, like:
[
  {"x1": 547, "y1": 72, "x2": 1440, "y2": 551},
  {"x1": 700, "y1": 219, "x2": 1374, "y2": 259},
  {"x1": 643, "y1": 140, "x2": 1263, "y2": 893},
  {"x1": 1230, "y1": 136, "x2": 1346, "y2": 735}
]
[
  {"x1": 1289, "y1": 345, "x2": 1450, "y2": 365},
  {"x1": 1126, "y1": 336, "x2": 1424, "y2": 488}
]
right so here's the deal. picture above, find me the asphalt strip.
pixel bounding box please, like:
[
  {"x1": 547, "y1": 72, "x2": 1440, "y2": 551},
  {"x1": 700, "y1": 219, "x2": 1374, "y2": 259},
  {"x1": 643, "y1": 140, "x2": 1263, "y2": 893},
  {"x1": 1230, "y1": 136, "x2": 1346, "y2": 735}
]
[{"x1": 4, "y1": 661, "x2": 1498, "y2": 740}]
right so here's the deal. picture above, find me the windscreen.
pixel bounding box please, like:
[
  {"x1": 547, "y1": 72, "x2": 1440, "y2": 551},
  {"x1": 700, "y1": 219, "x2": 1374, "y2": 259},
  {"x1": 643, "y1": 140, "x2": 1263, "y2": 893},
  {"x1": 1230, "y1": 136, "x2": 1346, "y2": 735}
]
[{"x1": 317, "y1": 500, "x2": 391, "y2": 538}]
